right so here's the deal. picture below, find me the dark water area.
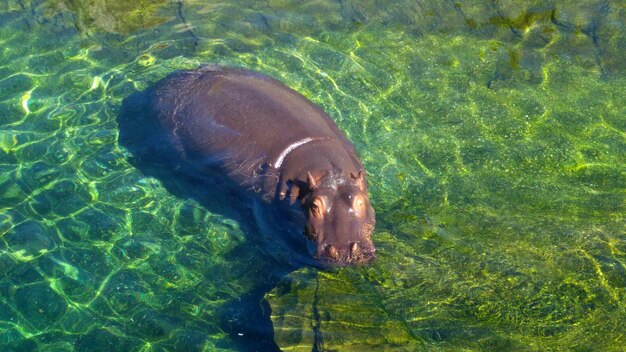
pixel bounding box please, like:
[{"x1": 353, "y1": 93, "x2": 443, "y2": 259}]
[{"x1": 0, "y1": 0, "x2": 625, "y2": 351}]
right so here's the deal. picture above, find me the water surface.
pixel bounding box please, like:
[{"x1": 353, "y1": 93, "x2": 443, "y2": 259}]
[{"x1": 0, "y1": 0, "x2": 624, "y2": 351}]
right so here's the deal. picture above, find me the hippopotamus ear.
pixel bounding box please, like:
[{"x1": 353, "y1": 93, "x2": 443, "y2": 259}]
[
  {"x1": 289, "y1": 184, "x2": 300, "y2": 205},
  {"x1": 307, "y1": 171, "x2": 318, "y2": 189},
  {"x1": 279, "y1": 180, "x2": 303, "y2": 205},
  {"x1": 350, "y1": 170, "x2": 366, "y2": 191}
]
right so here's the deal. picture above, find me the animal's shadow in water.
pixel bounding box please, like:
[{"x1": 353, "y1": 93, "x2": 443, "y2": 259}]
[{"x1": 117, "y1": 91, "x2": 319, "y2": 351}]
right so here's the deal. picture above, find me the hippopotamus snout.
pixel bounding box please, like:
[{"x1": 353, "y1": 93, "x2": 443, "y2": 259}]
[{"x1": 318, "y1": 239, "x2": 376, "y2": 265}]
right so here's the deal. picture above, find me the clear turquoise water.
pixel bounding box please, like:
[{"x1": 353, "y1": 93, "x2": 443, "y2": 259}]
[{"x1": 1, "y1": 1, "x2": 625, "y2": 351}]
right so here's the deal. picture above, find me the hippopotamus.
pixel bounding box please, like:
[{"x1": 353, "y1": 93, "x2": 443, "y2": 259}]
[{"x1": 133, "y1": 66, "x2": 375, "y2": 265}]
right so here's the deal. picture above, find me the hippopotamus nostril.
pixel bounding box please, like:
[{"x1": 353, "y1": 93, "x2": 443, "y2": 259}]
[
  {"x1": 325, "y1": 245, "x2": 339, "y2": 260},
  {"x1": 350, "y1": 242, "x2": 361, "y2": 256}
]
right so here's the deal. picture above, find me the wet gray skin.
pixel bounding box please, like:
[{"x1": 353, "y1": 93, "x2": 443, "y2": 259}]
[{"x1": 138, "y1": 66, "x2": 376, "y2": 266}]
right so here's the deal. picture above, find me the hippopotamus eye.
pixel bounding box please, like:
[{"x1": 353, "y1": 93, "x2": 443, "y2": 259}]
[
  {"x1": 352, "y1": 194, "x2": 367, "y2": 217},
  {"x1": 311, "y1": 197, "x2": 325, "y2": 218}
]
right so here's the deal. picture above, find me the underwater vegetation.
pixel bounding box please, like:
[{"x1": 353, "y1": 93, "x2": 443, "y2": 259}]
[{"x1": 0, "y1": 0, "x2": 624, "y2": 350}]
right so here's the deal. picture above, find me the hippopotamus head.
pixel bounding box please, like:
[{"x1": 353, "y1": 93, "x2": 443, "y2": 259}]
[{"x1": 303, "y1": 170, "x2": 376, "y2": 265}]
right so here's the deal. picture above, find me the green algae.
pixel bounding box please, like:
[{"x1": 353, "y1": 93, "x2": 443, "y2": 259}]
[
  {"x1": 263, "y1": 25, "x2": 625, "y2": 348},
  {"x1": 0, "y1": 0, "x2": 625, "y2": 350}
]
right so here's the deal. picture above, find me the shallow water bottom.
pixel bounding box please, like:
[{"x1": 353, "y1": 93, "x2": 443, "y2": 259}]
[{"x1": 0, "y1": 0, "x2": 625, "y2": 350}]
